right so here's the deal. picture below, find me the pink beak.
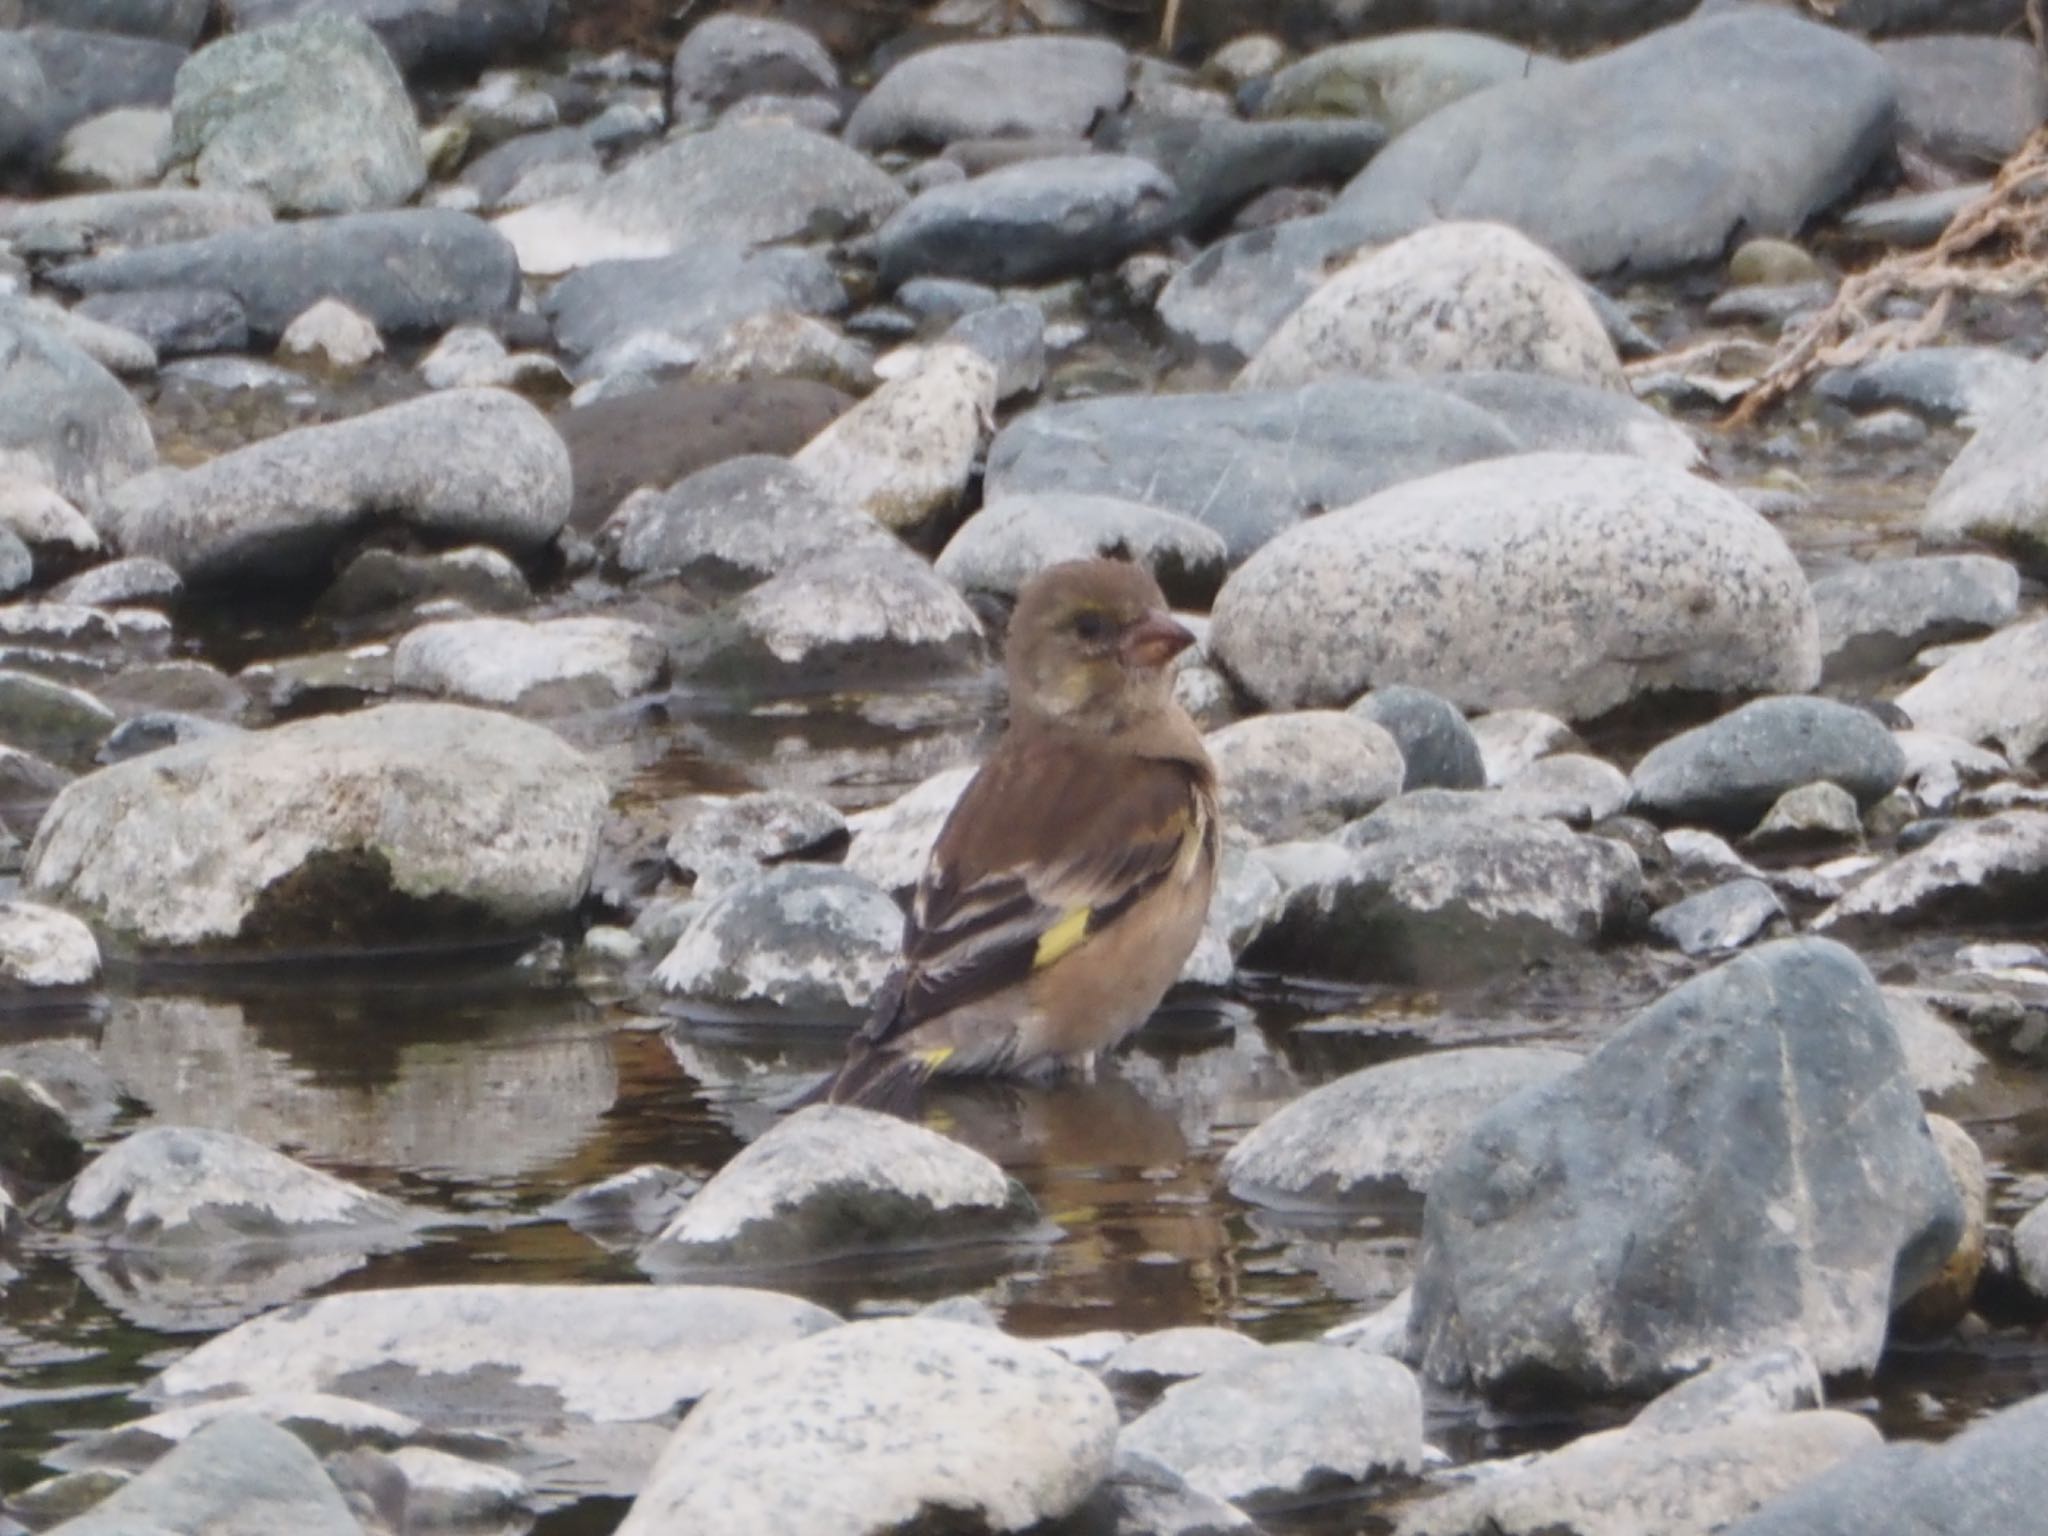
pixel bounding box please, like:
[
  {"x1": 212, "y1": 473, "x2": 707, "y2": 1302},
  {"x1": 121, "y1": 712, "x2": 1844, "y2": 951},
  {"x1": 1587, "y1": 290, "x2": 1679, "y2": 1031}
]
[{"x1": 1121, "y1": 610, "x2": 1196, "y2": 671}]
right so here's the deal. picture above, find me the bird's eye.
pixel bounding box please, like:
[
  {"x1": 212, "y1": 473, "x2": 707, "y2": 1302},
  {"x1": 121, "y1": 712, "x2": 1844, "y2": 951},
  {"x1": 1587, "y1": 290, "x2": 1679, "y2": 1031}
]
[{"x1": 1071, "y1": 610, "x2": 1110, "y2": 642}]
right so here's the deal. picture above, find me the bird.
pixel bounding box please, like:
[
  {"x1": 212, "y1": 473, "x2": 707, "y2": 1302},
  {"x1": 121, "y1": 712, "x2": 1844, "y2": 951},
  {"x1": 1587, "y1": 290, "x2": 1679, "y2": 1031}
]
[{"x1": 811, "y1": 558, "x2": 1220, "y2": 1114}]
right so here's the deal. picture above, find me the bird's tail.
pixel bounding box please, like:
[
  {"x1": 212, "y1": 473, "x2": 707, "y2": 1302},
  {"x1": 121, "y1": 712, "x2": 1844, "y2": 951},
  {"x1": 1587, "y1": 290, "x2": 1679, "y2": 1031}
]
[{"x1": 793, "y1": 1042, "x2": 939, "y2": 1119}]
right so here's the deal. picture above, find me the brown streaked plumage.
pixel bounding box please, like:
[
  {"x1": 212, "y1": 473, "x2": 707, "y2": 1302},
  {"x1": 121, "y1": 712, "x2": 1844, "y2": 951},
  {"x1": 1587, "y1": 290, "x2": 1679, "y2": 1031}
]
[{"x1": 813, "y1": 559, "x2": 1220, "y2": 1114}]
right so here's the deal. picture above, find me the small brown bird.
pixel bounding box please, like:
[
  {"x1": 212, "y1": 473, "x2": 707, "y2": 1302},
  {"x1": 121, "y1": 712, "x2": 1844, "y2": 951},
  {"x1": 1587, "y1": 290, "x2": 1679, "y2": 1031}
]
[{"x1": 815, "y1": 558, "x2": 1220, "y2": 1113}]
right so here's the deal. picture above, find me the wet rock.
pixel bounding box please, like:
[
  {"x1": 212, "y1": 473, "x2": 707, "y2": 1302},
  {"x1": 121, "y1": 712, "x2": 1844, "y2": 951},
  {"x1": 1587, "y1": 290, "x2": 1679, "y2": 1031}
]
[
  {"x1": 1410, "y1": 938, "x2": 1965, "y2": 1394},
  {"x1": 936, "y1": 494, "x2": 1228, "y2": 608},
  {"x1": 671, "y1": 14, "x2": 837, "y2": 125},
  {"x1": 1086, "y1": 1448, "x2": 1259, "y2": 1536},
  {"x1": 393, "y1": 616, "x2": 663, "y2": 709},
  {"x1": 1240, "y1": 222, "x2": 1624, "y2": 392},
  {"x1": 74, "y1": 286, "x2": 249, "y2": 357},
  {"x1": 0, "y1": 1041, "x2": 121, "y2": 1136},
  {"x1": 545, "y1": 244, "x2": 844, "y2": 381},
  {"x1": 1649, "y1": 878, "x2": 1786, "y2": 957},
  {"x1": 0, "y1": 670, "x2": 116, "y2": 767},
  {"x1": 277, "y1": 297, "x2": 383, "y2": 372},
  {"x1": 25, "y1": 702, "x2": 606, "y2": 953},
  {"x1": 0, "y1": 1070, "x2": 84, "y2": 1186},
  {"x1": 1224, "y1": 1046, "x2": 1579, "y2": 1207},
  {"x1": 1103, "y1": 1328, "x2": 1265, "y2": 1394},
  {"x1": 1352, "y1": 685, "x2": 1486, "y2": 792},
  {"x1": 1205, "y1": 710, "x2": 1404, "y2": 844},
  {"x1": 877, "y1": 155, "x2": 1171, "y2": 288},
  {"x1": 1211, "y1": 453, "x2": 1818, "y2": 716},
  {"x1": 1101, "y1": 112, "x2": 1383, "y2": 234},
  {"x1": 843, "y1": 765, "x2": 977, "y2": 897},
  {"x1": 415, "y1": 324, "x2": 564, "y2": 394},
  {"x1": 1813, "y1": 345, "x2": 2028, "y2": 425},
  {"x1": 0, "y1": 898, "x2": 99, "y2": 987},
  {"x1": 1813, "y1": 554, "x2": 2019, "y2": 679},
  {"x1": 1816, "y1": 810, "x2": 2048, "y2": 935},
  {"x1": 1334, "y1": 10, "x2": 1893, "y2": 276},
  {"x1": 665, "y1": 791, "x2": 846, "y2": 890},
  {"x1": 558, "y1": 377, "x2": 850, "y2": 531},
  {"x1": 379, "y1": 1446, "x2": 528, "y2": 1528},
  {"x1": 0, "y1": 527, "x2": 28, "y2": 595},
  {"x1": 170, "y1": 15, "x2": 423, "y2": 216},
  {"x1": 644, "y1": 1106, "x2": 1038, "y2": 1272},
  {"x1": 1896, "y1": 615, "x2": 2048, "y2": 763},
  {"x1": 1896, "y1": 1114, "x2": 1986, "y2": 1334},
  {"x1": 44, "y1": 1415, "x2": 361, "y2": 1536},
  {"x1": 547, "y1": 1165, "x2": 701, "y2": 1249},
  {"x1": 1925, "y1": 356, "x2": 2048, "y2": 567},
  {"x1": 612, "y1": 1317, "x2": 1113, "y2": 1536},
  {"x1": 1120, "y1": 1344, "x2": 1422, "y2": 1508},
  {"x1": 1399, "y1": 1410, "x2": 1879, "y2": 1536},
  {"x1": 153, "y1": 1282, "x2": 838, "y2": 1422},
  {"x1": 1632, "y1": 1346, "x2": 1825, "y2": 1436},
  {"x1": 50, "y1": 209, "x2": 518, "y2": 342},
  {"x1": 1254, "y1": 31, "x2": 1545, "y2": 135},
  {"x1": 104, "y1": 389, "x2": 568, "y2": 586},
  {"x1": 1747, "y1": 781, "x2": 1864, "y2": 853},
  {"x1": 611, "y1": 454, "x2": 889, "y2": 590},
  {"x1": 986, "y1": 378, "x2": 1521, "y2": 562},
  {"x1": 316, "y1": 546, "x2": 529, "y2": 622},
  {"x1": 1248, "y1": 817, "x2": 1640, "y2": 984},
  {"x1": 1629, "y1": 697, "x2": 1906, "y2": 832},
  {"x1": 1432, "y1": 370, "x2": 1700, "y2": 468},
  {"x1": 792, "y1": 344, "x2": 995, "y2": 535},
  {"x1": 55, "y1": 106, "x2": 174, "y2": 191},
  {"x1": 221, "y1": 0, "x2": 550, "y2": 78},
  {"x1": 495, "y1": 120, "x2": 904, "y2": 276},
  {"x1": 1881, "y1": 35, "x2": 2048, "y2": 171},
  {"x1": 0, "y1": 310, "x2": 156, "y2": 517},
  {"x1": 1721, "y1": 1388, "x2": 2048, "y2": 1536},
  {"x1": 846, "y1": 36, "x2": 1129, "y2": 152},
  {"x1": 651, "y1": 864, "x2": 899, "y2": 1016}
]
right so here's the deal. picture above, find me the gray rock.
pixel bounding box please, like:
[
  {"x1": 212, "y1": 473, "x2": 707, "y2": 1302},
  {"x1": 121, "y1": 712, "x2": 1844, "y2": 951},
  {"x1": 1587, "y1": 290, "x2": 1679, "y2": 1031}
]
[
  {"x1": 495, "y1": 121, "x2": 905, "y2": 276},
  {"x1": 1223, "y1": 1045, "x2": 1579, "y2": 1207},
  {"x1": 54, "y1": 105, "x2": 173, "y2": 191},
  {"x1": 1239, "y1": 222, "x2": 1625, "y2": 392},
  {"x1": 1432, "y1": 370, "x2": 1700, "y2": 469},
  {"x1": 1088, "y1": 1448, "x2": 1259, "y2": 1536},
  {"x1": 842, "y1": 765, "x2": 977, "y2": 897},
  {"x1": 1896, "y1": 615, "x2": 2048, "y2": 763},
  {"x1": 671, "y1": 14, "x2": 837, "y2": 125},
  {"x1": 877, "y1": 155, "x2": 1173, "y2": 287},
  {"x1": 545, "y1": 244, "x2": 844, "y2": 381},
  {"x1": 794, "y1": 345, "x2": 996, "y2": 534},
  {"x1": 316, "y1": 545, "x2": 530, "y2": 622},
  {"x1": 1721, "y1": 1389, "x2": 2048, "y2": 1536},
  {"x1": 698, "y1": 308, "x2": 874, "y2": 394},
  {"x1": 0, "y1": 898, "x2": 100, "y2": 986},
  {"x1": 1352, "y1": 685, "x2": 1485, "y2": 791},
  {"x1": 1331, "y1": 9, "x2": 1896, "y2": 276},
  {"x1": 0, "y1": 478, "x2": 99, "y2": 567},
  {"x1": 1499, "y1": 753, "x2": 1630, "y2": 826},
  {"x1": 1629, "y1": 697, "x2": 1906, "y2": 831},
  {"x1": 0, "y1": 525, "x2": 28, "y2": 594},
  {"x1": 1649, "y1": 878, "x2": 1786, "y2": 957},
  {"x1": 1817, "y1": 810, "x2": 2048, "y2": 935},
  {"x1": 1881, "y1": 35, "x2": 2048, "y2": 170},
  {"x1": 651, "y1": 863, "x2": 900, "y2": 1016},
  {"x1": 1103, "y1": 1328, "x2": 1266, "y2": 1392},
  {"x1": 392, "y1": 616, "x2": 663, "y2": 709},
  {"x1": 1925, "y1": 355, "x2": 2048, "y2": 567},
  {"x1": 1410, "y1": 938, "x2": 1965, "y2": 1393},
  {"x1": 986, "y1": 378, "x2": 1522, "y2": 562},
  {"x1": 1813, "y1": 554, "x2": 2020, "y2": 679},
  {"x1": 547, "y1": 1165, "x2": 702, "y2": 1249},
  {"x1": 1205, "y1": 710, "x2": 1405, "y2": 843},
  {"x1": 44, "y1": 1416, "x2": 362, "y2": 1536},
  {"x1": 0, "y1": 1069, "x2": 85, "y2": 1186},
  {"x1": 0, "y1": 670, "x2": 117, "y2": 767},
  {"x1": 612, "y1": 1318, "x2": 1114, "y2": 1536},
  {"x1": 675, "y1": 543, "x2": 987, "y2": 691},
  {"x1": 1248, "y1": 817, "x2": 1641, "y2": 984},
  {"x1": 50, "y1": 210, "x2": 518, "y2": 341},
  {"x1": 1843, "y1": 182, "x2": 1982, "y2": 246},
  {"x1": 0, "y1": 310, "x2": 156, "y2": 517},
  {"x1": 1120, "y1": 1344, "x2": 1423, "y2": 1508},
  {"x1": 154, "y1": 1282, "x2": 838, "y2": 1423},
  {"x1": 1100, "y1": 111, "x2": 1384, "y2": 233},
  {"x1": 1155, "y1": 210, "x2": 1372, "y2": 359},
  {"x1": 170, "y1": 15, "x2": 423, "y2": 216},
  {"x1": 665, "y1": 790, "x2": 845, "y2": 891},
  {"x1": 0, "y1": 31, "x2": 55, "y2": 173},
  {"x1": 1747, "y1": 781, "x2": 1864, "y2": 852},
  {"x1": 103, "y1": 389, "x2": 568, "y2": 586},
  {"x1": 26, "y1": 703, "x2": 607, "y2": 952},
  {"x1": 938, "y1": 494, "x2": 1228, "y2": 608},
  {"x1": 1256, "y1": 31, "x2": 1549, "y2": 133},
  {"x1": 0, "y1": 187, "x2": 270, "y2": 259},
  {"x1": 643, "y1": 1106, "x2": 1039, "y2": 1272},
  {"x1": 13, "y1": 26, "x2": 187, "y2": 150},
  {"x1": 22, "y1": 0, "x2": 210, "y2": 44},
  {"x1": 1813, "y1": 345, "x2": 2029, "y2": 425},
  {"x1": 1211, "y1": 452, "x2": 1819, "y2": 717},
  {"x1": 846, "y1": 37, "x2": 1130, "y2": 152},
  {"x1": 612, "y1": 454, "x2": 892, "y2": 590},
  {"x1": 1633, "y1": 1346, "x2": 1825, "y2": 1436},
  {"x1": 74, "y1": 287, "x2": 249, "y2": 357}
]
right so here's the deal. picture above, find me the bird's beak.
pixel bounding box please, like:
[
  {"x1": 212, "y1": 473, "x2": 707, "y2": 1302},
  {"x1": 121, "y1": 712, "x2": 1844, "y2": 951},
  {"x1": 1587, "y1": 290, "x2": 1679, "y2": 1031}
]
[{"x1": 1121, "y1": 610, "x2": 1196, "y2": 670}]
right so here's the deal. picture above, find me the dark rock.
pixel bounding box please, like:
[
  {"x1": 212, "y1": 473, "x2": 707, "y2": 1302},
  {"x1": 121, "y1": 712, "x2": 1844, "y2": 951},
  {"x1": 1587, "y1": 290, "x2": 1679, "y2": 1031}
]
[
  {"x1": 1351, "y1": 685, "x2": 1486, "y2": 792},
  {"x1": 1101, "y1": 111, "x2": 1384, "y2": 234},
  {"x1": 0, "y1": 1069, "x2": 85, "y2": 1187},
  {"x1": 19, "y1": 0, "x2": 209, "y2": 44},
  {"x1": 1842, "y1": 184, "x2": 1979, "y2": 247},
  {"x1": 220, "y1": 0, "x2": 552, "y2": 78},
  {"x1": 1879, "y1": 35, "x2": 2048, "y2": 170},
  {"x1": 17, "y1": 26, "x2": 186, "y2": 146},
  {"x1": 1813, "y1": 345, "x2": 2029, "y2": 424},
  {"x1": 458, "y1": 124, "x2": 599, "y2": 210},
  {"x1": 1813, "y1": 554, "x2": 2019, "y2": 680},
  {"x1": 1629, "y1": 696, "x2": 1908, "y2": 830},
  {"x1": 670, "y1": 14, "x2": 837, "y2": 125},
  {"x1": 609, "y1": 454, "x2": 890, "y2": 591},
  {"x1": 73, "y1": 287, "x2": 249, "y2": 357},
  {"x1": 1648, "y1": 878, "x2": 1787, "y2": 956}
]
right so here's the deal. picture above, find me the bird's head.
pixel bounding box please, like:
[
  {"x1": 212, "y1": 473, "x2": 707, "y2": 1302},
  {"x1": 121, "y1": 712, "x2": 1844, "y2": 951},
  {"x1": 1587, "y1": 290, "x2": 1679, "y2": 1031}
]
[{"x1": 1005, "y1": 559, "x2": 1195, "y2": 734}]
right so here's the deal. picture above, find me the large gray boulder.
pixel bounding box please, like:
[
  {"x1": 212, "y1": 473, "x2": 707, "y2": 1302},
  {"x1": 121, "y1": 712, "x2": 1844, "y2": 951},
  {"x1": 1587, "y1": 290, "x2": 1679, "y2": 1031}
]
[
  {"x1": 1331, "y1": 8, "x2": 1896, "y2": 276},
  {"x1": 1629, "y1": 697, "x2": 1908, "y2": 831},
  {"x1": 1409, "y1": 938, "x2": 1965, "y2": 1395},
  {"x1": 613, "y1": 1319, "x2": 1116, "y2": 1536},
  {"x1": 0, "y1": 311, "x2": 156, "y2": 516},
  {"x1": 25, "y1": 703, "x2": 607, "y2": 953},
  {"x1": 1209, "y1": 452, "x2": 1819, "y2": 717}
]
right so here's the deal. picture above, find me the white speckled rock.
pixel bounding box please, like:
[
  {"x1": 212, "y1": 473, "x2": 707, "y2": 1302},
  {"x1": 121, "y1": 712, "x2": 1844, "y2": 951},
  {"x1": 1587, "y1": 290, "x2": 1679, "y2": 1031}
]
[
  {"x1": 794, "y1": 345, "x2": 996, "y2": 533},
  {"x1": 613, "y1": 1317, "x2": 1116, "y2": 1536},
  {"x1": 1120, "y1": 1343, "x2": 1423, "y2": 1507},
  {"x1": 1103, "y1": 1328, "x2": 1266, "y2": 1392},
  {"x1": 936, "y1": 493, "x2": 1229, "y2": 607},
  {"x1": 1211, "y1": 453, "x2": 1818, "y2": 717},
  {"x1": 25, "y1": 703, "x2": 607, "y2": 951},
  {"x1": 842, "y1": 765, "x2": 977, "y2": 896},
  {"x1": 1896, "y1": 615, "x2": 2048, "y2": 765},
  {"x1": 642, "y1": 1106, "x2": 1039, "y2": 1272},
  {"x1": 1205, "y1": 710, "x2": 1405, "y2": 844},
  {"x1": 1816, "y1": 811, "x2": 2048, "y2": 936},
  {"x1": 0, "y1": 899, "x2": 100, "y2": 986},
  {"x1": 1239, "y1": 222, "x2": 1625, "y2": 392},
  {"x1": 665, "y1": 790, "x2": 846, "y2": 892},
  {"x1": 1223, "y1": 1046, "x2": 1580, "y2": 1206},
  {"x1": 652, "y1": 864, "x2": 900, "y2": 1016},
  {"x1": 393, "y1": 616, "x2": 664, "y2": 707},
  {"x1": 277, "y1": 298, "x2": 383, "y2": 371},
  {"x1": 152, "y1": 1284, "x2": 839, "y2": 1422}
]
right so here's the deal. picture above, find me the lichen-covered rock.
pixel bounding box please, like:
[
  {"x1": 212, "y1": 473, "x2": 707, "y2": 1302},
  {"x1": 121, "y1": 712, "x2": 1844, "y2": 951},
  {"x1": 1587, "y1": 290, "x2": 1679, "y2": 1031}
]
[
  {"x1": 652, "y1": 864, "x2": 900, "y2": 1016},
  {"x1": 1816, "y1": 811, "x2": 2048, "y2": 936}
]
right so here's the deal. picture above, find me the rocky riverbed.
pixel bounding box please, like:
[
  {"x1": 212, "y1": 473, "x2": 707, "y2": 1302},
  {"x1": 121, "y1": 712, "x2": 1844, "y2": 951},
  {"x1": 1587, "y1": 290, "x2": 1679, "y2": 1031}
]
[{"x1": 2, "y1": 0, "x2": 2048, "y2": 1533}]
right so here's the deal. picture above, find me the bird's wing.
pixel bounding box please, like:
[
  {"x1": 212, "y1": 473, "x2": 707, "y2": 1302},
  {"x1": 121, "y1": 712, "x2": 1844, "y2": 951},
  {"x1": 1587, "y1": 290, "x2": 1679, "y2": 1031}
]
[{"x1": 858, "y1": 735, "x2": 1215, "y2": 1055}]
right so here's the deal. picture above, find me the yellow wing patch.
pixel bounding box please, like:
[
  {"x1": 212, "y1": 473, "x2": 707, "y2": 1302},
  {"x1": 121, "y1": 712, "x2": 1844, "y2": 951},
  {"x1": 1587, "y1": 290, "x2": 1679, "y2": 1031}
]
[
  {"x1": 915, "y1": 1046, "x2": 956, "y2": 1069},
  {"x1": 1033, "y1": 906, "x2": 1093, "y2": 970}
]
